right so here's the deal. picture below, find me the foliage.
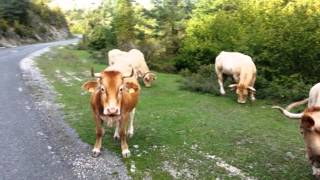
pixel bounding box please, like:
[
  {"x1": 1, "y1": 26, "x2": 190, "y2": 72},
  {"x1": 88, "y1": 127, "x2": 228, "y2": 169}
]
[
  {"x1": 179, "y1": 64, "x2": 219, "y2": 93},
  {"x1": 0, "y1": 0, "x2": 30, "y2": 24},
  {"x1": 180, "y1": 0, "x2": 320, "y2": 101},
  {"x1": 0, "y1": 18, "x2": 8, "y2": 32},
  {"x1": 79, "y1": 0, "x2": 194, "y2": 70},
  {"x1": 113, "y1": 0, "x2": 135, "y2": 50},
  {"x1": 30, "y1": 1, "x2": 67, "y2": 28},
  {"x1": 0, "y1": 0, "x2": 68, "y2": 39},
  {"x1": 86, "y1": 25, "x2": 117, "y2": 51}
]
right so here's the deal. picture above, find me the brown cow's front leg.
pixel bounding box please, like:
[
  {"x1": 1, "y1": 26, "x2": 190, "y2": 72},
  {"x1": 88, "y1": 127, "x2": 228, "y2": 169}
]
[
  {"x1": 127, "y1": 108, "x2": 135, "y2": 138},
  {"x1": 120, "y1": 113, "x2": 130, "y2": 158},
  {"x1": 92, "y1": 116, "x2": 105, "y2": 157}
]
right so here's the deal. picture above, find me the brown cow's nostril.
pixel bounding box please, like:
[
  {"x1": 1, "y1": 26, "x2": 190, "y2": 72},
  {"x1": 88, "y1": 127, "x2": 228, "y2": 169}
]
[{"x1": 107, "y1": 107, "x2": 118, "y2": 114}]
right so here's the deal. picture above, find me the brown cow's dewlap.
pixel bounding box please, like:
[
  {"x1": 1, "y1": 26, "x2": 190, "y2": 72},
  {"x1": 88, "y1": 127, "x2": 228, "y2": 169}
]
[{"x1": 100, "y1": 115, "x2": 120, "y2": 127}]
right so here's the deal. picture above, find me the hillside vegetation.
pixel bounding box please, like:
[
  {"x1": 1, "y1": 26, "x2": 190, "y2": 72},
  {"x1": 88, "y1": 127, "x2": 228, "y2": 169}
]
[
  {"x1": 0, "y1": 0, "x2": 70, "y2": 47},
  {"x1": 75, "y1": 0, "x2": 320, "y2": 102}
]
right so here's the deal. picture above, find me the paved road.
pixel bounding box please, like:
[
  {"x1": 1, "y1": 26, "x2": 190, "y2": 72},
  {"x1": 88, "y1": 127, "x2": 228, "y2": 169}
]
[{"x1": 0, "y1": 40, "x2": 79, "y2": 180}]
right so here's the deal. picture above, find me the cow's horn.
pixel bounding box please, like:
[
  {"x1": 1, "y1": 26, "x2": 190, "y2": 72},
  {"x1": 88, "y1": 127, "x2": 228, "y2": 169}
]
[
  {"x1": 248, "y1": 86, "x2": 256, "y2": 92},
  {"x1": 91, "y1": 67, "x2": 101, "y2": 78},
  {"x1": 122, "y1": 68, "x2": 134, "y2": 79},
  {"x1": 228, "y1": 84, "x2": 237, "y2": 88},
  {"x1": 272, "y1": 106, "x2": 303, "y2": 119}
]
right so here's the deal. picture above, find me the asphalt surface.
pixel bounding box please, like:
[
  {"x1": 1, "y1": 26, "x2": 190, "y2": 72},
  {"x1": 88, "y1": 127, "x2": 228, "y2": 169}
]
[{"x1": 0, "y1": 40, "x2": 129, "y2": 180}]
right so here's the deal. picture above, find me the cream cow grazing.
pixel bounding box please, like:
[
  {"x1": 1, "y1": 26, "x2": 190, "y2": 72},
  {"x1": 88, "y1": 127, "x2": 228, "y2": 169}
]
[
  {"x1": 273, "y1": 83, "x2": 320, "y2": 177},
  {"x1": 215, "y1": 51, "x2": 257, "y2": 103},
  {"x1": 108, "y1": 49, "x2": 156, "y2": 87}
]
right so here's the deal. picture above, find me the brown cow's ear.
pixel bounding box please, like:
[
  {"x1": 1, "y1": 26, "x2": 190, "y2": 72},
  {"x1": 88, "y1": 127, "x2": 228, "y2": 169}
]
[
  {"x1": 82, "y1": 81, "x2": 98, "y2": 93},
  {"x1": 301, "y1": 115, "x2": 315, "y2": 129},
  {"x1": 125, "y1": 82, "x2": 139, "y2": 94}
]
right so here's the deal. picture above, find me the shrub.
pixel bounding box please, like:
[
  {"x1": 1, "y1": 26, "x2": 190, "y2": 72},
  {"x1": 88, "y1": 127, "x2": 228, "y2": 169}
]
[
  {"x1": 13, "y1": 21, "x2": 33, "y2": 37},
  {"x1": 0, "y1": 19, "x2": 8, "y2": 32},
  {"x1": 256, "y1": 74, "x2": 312, "y2": 102},
  {"x1": 178, "y1": 0, "x2": 320, "y2": 101},
  {"x1": 87, "y1": 26, "x2": 117, "y2": 51},
  {"x1": 179, "y1": 64, "x2": 220, "y2": 94}
]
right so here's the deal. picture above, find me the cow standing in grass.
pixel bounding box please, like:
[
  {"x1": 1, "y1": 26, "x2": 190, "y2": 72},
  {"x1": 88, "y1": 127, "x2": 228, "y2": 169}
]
[
  {"x1": 108, "y1": 49, "x2": 156, "y2": 87},
  {"x1": 273, "y1": 83, "x2": 320, "y2": 177},
  {"x1": 82, "y1": 67, "x2": 140, "y2": 158},
  {"x1": 215, "y1": 51, "x2": 257, "y2": 103}
]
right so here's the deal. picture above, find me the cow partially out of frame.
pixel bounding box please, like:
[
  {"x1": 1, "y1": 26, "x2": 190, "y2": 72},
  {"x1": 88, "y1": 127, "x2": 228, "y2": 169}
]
[{"x1": 273, "y1": 83, "x2": 320, "y2": 177}]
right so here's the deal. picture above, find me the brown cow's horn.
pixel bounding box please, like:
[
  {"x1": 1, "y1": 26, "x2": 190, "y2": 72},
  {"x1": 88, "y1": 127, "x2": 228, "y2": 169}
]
[
  {"x1": 91, "y1": 67, "x2": 95, "y2": 77},
  {"x1": 91, "y1": 67, "x2": 101, "y2": 78},
  {"x1": 122, "y1": 68, "x2": 134, "y2": 79}
]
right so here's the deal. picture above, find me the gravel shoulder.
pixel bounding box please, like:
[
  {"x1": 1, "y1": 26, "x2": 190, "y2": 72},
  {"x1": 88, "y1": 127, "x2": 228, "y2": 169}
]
[{"x1": 19, "y1": 43, "x2": 129, "y2": 180}]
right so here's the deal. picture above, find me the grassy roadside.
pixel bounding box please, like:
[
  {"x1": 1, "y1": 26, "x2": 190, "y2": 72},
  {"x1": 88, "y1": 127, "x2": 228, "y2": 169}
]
[{"x1": 36, "y1": 46, "x2": 312, "y2": 179}]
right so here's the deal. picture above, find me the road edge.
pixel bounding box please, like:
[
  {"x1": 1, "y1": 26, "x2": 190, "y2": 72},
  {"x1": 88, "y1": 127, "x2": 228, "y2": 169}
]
[{"x1": 19, "y1": 44, "x2": 130, "y2": 180}]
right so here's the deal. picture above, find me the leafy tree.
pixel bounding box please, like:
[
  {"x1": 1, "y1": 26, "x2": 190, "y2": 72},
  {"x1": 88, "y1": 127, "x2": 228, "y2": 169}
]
[
  {"x1": 0, "y1": 0, "x2": 30, "y2": 24},
  {"x1": 113, "y1": 0, "x2": 135, "y2": 50}
]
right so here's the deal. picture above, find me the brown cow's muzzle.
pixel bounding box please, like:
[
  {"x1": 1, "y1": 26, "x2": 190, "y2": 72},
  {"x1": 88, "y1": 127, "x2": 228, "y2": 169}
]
[
  {"x1": 103, "y1": 105, "x2": 120, "y2": 116},
  {"x1": 311, "y1": 155, "x2": 320, "y2": 168}
]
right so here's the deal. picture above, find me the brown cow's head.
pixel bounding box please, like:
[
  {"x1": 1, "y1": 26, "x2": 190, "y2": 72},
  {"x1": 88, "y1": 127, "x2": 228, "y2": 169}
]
[
  {"x1": 142, "y1": 71, "x2": 156, "y2": 87},
  {"x1": 82, "y1": 69, "x2": 136, "y2": 119},
  {"x1": 229, "y1": 83, "x2": 256, "y2": 104},
  {"x1": 300, "y1": 108, "x2": 320, "y2": 176}
]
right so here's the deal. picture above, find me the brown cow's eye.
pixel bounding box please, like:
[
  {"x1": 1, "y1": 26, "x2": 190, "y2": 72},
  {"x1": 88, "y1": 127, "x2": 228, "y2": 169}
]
[
  {"x1": 119, "y1": 87, "x2": 123, "y2": 92},
  {"x1": 101, "y1": 87, "x2": 105, "y2": 92}
]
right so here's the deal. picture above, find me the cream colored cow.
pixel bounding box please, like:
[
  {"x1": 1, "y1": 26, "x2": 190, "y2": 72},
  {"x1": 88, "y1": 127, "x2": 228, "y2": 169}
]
[
  {"x1": 108, "y1": 49, "x2": 156, "y2": 87},
  {"x1": 215, "y1": 51, "x2": 257, "y2": 103}
]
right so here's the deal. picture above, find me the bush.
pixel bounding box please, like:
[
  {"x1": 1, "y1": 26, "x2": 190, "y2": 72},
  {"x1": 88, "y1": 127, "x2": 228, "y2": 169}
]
[
  {"x1": 13, "y1": 21, "x2": 33, "y2": 37},
  {"x1": 87, "y1": 26, "x2": 117, "y2": 51},
  {"x1": 256, "y1": 74, "x2": 312, "y2": 102},
  {"x1": 0, "y1": 19, "x2": 8, "y2": 32},
  {"x1": 178, "y1": 0, "x2": 320, "y2": 101},
  {"x1": 179, "y1": 64, "x2": 219, "y2": 94}
]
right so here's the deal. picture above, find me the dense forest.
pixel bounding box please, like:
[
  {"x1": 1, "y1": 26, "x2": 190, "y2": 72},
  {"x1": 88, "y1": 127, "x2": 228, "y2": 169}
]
[{"x1": 0, "y1": 0, "x2": 70, "y2": 46}]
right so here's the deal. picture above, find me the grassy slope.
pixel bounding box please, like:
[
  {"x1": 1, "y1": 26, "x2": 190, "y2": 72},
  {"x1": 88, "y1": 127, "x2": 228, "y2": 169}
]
[{"x1": 36, "y1": 46, "x2": 312, "y2": 179}]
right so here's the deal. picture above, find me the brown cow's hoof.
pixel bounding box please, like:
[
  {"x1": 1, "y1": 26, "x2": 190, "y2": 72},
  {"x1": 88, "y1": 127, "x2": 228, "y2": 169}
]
[
  {"x1": 92, "y1": 148, "x2": 101, "y2": 158},
  {"x1": 127, "y1": 129, "x2": 134, "y2": 138},
  {"x1": 113, "y1": 135, "x2": 120, "y2": 140},
  {"x1": 122, "y1": 149, "x2": 131, "y2": 158}
]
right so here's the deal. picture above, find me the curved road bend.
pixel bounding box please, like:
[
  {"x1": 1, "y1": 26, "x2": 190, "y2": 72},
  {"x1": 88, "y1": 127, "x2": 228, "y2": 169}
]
[{"x1": 0, "y1": 40, "x2": 78, "y2": 179}]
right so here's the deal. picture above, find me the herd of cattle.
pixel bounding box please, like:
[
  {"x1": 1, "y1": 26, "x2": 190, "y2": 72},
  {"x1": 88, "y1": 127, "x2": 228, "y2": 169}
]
[{"x1": 81, "y1": 49, "x2": 320, "y2": 177}]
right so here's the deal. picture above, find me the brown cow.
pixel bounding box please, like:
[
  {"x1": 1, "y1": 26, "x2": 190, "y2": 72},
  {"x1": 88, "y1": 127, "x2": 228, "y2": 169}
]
[
  {"x1": 82, "y1": 68, "x2": 140, "y2": 158},
  {"x1": 273, "y1": 83, "x2": 320, "y2": 177}
]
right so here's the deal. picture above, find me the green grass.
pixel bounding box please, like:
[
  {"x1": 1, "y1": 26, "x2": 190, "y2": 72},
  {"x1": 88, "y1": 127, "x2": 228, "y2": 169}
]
[{"x1": 36, "y1": 46, "x2": 312, "y2": 179}]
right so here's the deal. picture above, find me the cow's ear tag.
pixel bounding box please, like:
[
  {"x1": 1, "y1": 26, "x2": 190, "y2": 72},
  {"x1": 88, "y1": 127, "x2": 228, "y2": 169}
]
[
  {"x1": 88, "y1": 88, "x2": 95, "y2": 93},
  {"x1": 128, "y1": 88, "x2": 135, "y2": 93}
]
